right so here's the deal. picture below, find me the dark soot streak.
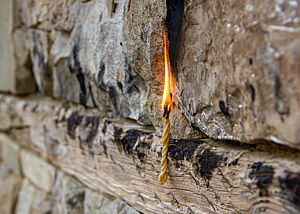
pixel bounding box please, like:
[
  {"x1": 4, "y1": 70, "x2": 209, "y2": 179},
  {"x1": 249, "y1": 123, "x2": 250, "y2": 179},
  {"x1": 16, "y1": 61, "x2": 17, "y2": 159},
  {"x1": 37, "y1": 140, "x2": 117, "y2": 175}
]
[{"x1": 165, "y1": 0, "x2": 184, "y2": 79}]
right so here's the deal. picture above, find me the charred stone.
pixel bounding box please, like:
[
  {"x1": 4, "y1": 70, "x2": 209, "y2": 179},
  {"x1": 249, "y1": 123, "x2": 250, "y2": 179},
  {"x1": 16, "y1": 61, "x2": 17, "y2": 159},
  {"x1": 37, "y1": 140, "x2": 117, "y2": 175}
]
[
  {"x1": 67, "y1": 111, "x2": 83, "y2": 138},
  {"x1": 249, "y1": 162, "x2": 274, "y2": 196},
  {"x1": 193, "y1": 149, "x2": 223, "y2": 182}
]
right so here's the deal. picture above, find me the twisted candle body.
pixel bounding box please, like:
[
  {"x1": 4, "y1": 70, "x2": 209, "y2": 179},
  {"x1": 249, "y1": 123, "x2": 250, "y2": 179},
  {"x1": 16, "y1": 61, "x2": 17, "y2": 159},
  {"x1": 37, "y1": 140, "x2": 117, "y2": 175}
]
[{"x1": 158, "y1": 116, "x2": 170, "y2": 185}]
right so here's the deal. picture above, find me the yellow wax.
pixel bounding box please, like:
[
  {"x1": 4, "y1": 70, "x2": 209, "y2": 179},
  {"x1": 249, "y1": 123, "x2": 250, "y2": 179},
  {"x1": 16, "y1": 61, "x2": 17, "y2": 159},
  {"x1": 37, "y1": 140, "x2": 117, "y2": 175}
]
[{"x1": 158, "y1": 116, "x2": 170, "y2": 185}]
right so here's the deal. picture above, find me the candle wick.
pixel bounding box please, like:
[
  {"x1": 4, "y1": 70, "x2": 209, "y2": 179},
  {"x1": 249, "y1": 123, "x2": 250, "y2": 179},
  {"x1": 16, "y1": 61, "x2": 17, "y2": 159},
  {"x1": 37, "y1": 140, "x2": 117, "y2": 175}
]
[{"x1": 163, "y1": 103, "x2": 171, "y2": 118}]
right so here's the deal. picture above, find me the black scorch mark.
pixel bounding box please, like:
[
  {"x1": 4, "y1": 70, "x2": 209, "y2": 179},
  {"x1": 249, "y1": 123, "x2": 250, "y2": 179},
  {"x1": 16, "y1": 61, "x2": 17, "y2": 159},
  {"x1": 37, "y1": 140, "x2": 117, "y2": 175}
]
[
  {"x1": 193, "y1": 149, "x2": 223, "y2": 186},
  {"x1": 246, "y1": 81, "x2": 255, "y2": 102},
  {"x1": 278, "y1": 171, "x2": 300, "y2": 208},
  {"x1": 249, "y1": 162, "x2": 274, "y2": 196},
  {"x1": 67, "y1": 111, "x2": 83, "y2": 138},
  {"x1": 67, "y1": 112, "x2": 101, "y2": 156},
  {"x1": 219, "y1": 100, "x2": 229, "y2": 115},
  {"x1": 113, "y1": 127, "x2": 151, "y2": 160},
  {"x1": 228, "y1": 158, "x2": 239, "y2": 167},
  {"x1": 68, "y1": 26, "x2": 87, "y2": 105},
  {"x1": 168, "y1": 138, "x2": 203, "y2": 167}
]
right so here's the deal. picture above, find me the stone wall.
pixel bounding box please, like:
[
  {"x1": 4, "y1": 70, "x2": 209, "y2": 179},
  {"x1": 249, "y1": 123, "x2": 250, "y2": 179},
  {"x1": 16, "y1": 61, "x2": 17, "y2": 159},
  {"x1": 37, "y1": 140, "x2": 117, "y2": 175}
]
[
  {"x1": 1, "y1": 0, "x2": 300, "y2": 213},
  {"x1": 3, "y1": 0, "x2": 299, "y2": 146},
  {"x1": 0, "y1": 133, "x2": 140, "y2": 214}
]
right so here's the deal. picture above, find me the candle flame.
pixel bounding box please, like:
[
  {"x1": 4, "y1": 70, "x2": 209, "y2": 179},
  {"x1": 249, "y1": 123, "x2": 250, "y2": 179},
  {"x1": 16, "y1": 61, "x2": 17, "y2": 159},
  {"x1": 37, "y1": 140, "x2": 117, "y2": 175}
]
[{"x1": 162, "y1": 28, "x2": 173, "y2": 112}]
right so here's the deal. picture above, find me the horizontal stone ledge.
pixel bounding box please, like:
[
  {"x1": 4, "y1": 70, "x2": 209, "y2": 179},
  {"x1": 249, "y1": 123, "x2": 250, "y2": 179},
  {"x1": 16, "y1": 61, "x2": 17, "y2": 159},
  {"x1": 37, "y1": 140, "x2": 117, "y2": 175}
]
[{"x1": 0, "y1": 94, "x2": 300, "y2": 213}]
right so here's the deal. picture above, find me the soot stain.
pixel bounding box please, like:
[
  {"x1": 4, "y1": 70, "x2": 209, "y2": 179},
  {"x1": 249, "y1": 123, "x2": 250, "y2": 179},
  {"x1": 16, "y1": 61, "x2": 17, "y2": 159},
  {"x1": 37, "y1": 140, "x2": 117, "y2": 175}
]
[
  {"x1": 191, "y1": 122, "x2": 201, "y2": 131},
  {"x1": 249, "y1": 162, "x2": 274, "y2": 196},
  {"x1": 97, "y1": 62, "x2": 105, "y2": 86},
  {"x1": 124, "y1": 56, "x2": 140, "y2": 95},
  {"x1": 249, "y1": 58, "x2": 253, "y2": 65},
  {"x1": 112, "y1": 1, "x2": 117, "y2": 13},
  {"x1": 67, "y1": 112, "x2": 100, "y2": 156},
  {"x1": 228, "y1": 158, "x2": 239, "y2": 167},
  {"x1": 108, "y1": 86, "x2": 118, "y2": 109},
  {"x1": 114, "y1": 127, "x2": 151, "y2": 160},
  {"x1": 69, "y1": 26, "x2": 87, "y2": 105},
  {"x1": 219, "y1": 100, "x2": 229, "y2": 115},
  {"x1": 278, "y1": 171, "x2": 300, "y2": 208},
  {"x1": 165, "y1": 0, "x2": 184, "y2": 80},
  {"x1": 83, "y1": 116, "x2": 100, "y2": 143},
  {"x1": 168, "y1": 139, "x2": 203, "y2": 164},
  {"x1": 67, "y1": 111, "x2": 83, "y2": 139},
  {"x1": 117, "y1": 81, "x2": 123, "y2": 91},
  {"x1": 246, "y1": 81, "x2": 255, "y2": 102},
  {"x1": 100, "y1": 140, "x2": 108, "y2": 156},
  {"x1": 88, "y1": 84, "x2": 96, "y2": 107},
  {"x1": 193, "y1": 149, "x2": 223, "y2": 185},
  {"x1": 101, "y1": 120, "x2": 111, "y2": 134}
]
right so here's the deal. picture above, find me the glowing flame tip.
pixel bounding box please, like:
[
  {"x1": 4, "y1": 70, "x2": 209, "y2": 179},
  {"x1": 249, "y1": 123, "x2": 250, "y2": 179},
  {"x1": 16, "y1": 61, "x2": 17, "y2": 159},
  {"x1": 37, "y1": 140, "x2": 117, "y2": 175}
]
[{"x1": 162, "y1": 28, "x2": 173, "y2": 112}]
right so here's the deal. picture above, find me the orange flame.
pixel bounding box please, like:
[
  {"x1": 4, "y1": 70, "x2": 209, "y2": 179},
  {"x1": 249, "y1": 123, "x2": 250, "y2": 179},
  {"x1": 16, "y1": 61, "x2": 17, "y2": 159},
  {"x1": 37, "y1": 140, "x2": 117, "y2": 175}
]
[{"x1": 162, "y1": 28, "x2": 173, "y2": 112}]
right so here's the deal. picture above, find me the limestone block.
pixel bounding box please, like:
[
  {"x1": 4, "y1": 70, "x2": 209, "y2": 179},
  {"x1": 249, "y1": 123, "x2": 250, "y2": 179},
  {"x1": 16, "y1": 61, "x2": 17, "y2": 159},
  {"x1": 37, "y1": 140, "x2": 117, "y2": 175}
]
[
  {"x1": 84, "y1": 189, "x2": 139, "y2": 214},
  {"x1": 13, "y1": 28, "x2": 36, "y2": 93},
  {"x1": 51, "y1": 171, "x2": 85, "y2": 214},
  {"x1": 84, "y1": 189, "x2": 111, "y2": 214},
  {"x1": 62, "y1": 176, "x2": 85, "y2": 214},
  {"x1": 107, "y1": 198, "x2": 140, "y2": 214},
  {"x1": 0, "y1": 165, "x2": 21, "y2": 214},
  {"x1": 29, "y1": 124, "x2": 47, "y2": 154},
  {"x1": 15, "y1": 179, "x2": 51, "y2": 214},
  {"x1": 0, "y1": 134, "x2": 20, "y2": 172},
  {"x1": 0, "y1": 0, "x2": 36, "y2": 94},
  {"x1": 20, "y1": 150, "x2": 55, "y2": 192},
  {"x1": 15, "y1": 179, "x2": 35, "y2": 214}
]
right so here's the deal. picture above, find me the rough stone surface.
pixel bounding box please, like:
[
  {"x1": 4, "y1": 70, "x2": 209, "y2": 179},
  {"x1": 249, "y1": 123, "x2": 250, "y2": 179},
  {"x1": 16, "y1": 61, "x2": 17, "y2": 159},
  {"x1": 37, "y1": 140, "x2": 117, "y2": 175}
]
[
  {"x1": 0, "y1": 0, "x2": 36, "y2": 94},
  {"x1": 0, "y1": 132, "x2": 140, "y2": 214},
  {"x1": 0, "y1": 134, "x2": 20, "y2": 172},
  {"x1": 1, "y1": 95, "x2": 300, "y2": 213},
  {"x1": 176, "y1": 0, "x2": 300, "y2": 146},
  {"x1": 4, "y1": 0, "x2": 299, "y2": 147},
  {"x1": 84, "y1": 189, "x2": 139, "y2": 214},
  {"x1": 1, "y1": 0, "x2": 300, "y2": 211},
  {"x1": 20, "y1": 150, "x2": 56, "y2": 192},
  {"x1": 15, "y1": 179, "x2": 42, "y2": 214},
  {"x1": 0, "y1": 165, "x2": 21, "y2": 214}
]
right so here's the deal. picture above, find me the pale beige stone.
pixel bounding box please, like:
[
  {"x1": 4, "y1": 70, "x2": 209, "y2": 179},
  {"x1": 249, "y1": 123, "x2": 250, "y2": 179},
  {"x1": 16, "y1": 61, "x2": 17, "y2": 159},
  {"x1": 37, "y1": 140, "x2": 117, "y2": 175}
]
[
  {"x1": 0, "y1": 0, "x2": 36, "y2": 94},
  {"x1": 20, "y1": 150, "x2": 55, "y2": 192},
  {"x1": 0, "y1": 134, "x2": 20, "y2": 172},
  {"x1": 15, "y1": 179, "x2": 35, "y2": 214},
  {"x1": 0, "y1": 165, "x2": 21, "y2": 214},
  {"x1": 84, "y1": 189, "x2": 110, "y2": 214},
  {"x1": 15, "y1": 178, "x2": 51, "y2": 214}
]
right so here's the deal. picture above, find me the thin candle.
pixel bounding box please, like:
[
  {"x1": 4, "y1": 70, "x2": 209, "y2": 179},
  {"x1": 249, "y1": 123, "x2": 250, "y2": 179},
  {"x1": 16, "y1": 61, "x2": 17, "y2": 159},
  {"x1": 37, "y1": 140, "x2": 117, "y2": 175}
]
[{"x1": 158, "y1": 28, "x2": 173, "y2": 185}]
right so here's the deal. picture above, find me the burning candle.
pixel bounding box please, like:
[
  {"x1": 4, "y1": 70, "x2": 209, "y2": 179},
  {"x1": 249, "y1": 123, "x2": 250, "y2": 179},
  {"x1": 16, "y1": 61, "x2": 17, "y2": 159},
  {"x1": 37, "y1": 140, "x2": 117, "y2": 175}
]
[{"x1": 158, "y1": 28, "x2": 173, "y2": 185}]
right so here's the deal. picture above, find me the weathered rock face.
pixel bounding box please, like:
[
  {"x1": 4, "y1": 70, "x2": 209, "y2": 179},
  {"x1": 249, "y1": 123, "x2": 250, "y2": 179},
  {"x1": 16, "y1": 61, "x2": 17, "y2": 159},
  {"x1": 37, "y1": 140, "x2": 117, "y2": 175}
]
[
  {"x1": 176, "y1": 0, "x2": 300, "y2": 147},
  {"x1": 6, "y1": 0, "x2": 300, "y2": 148}
]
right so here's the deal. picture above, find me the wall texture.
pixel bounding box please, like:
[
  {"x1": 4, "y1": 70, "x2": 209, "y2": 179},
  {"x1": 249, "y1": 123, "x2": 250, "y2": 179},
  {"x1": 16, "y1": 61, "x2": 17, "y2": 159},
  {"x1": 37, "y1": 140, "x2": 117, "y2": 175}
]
[
  {"x1": 6, "y1": 0, "x2": 300, "y2": 146},
  {"x1": 1, "y1": 0, "x2": 300, "y2": 213},
  {"x1": 0, "y1": 133, "x2": 140, "y2": 214}
]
